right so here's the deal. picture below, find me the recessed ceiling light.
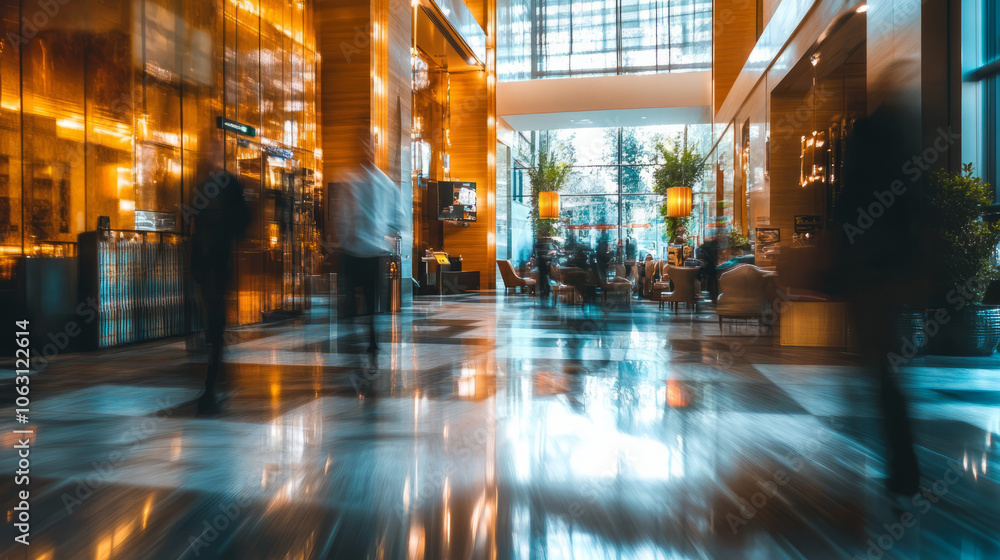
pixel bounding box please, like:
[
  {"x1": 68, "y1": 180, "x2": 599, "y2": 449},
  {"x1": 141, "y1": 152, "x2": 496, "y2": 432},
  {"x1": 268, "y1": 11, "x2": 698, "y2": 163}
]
[{"x1": 641, "y1": 116, "x2": 646, "y2": 119}]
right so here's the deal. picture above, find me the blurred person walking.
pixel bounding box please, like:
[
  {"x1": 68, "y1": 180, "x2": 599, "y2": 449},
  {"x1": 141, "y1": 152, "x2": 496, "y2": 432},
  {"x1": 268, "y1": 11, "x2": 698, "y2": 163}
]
[
  {"x1": 534, "y1": 236, "x2": 553, "y2": 305},
  {"x1": 334, "y1": 149, "x2": 403, "y2": 355},
  {"x1": 697, "y1": 236, "x2": 720, "y2": 303},
  {"x1": 190, "y1": 141, "x2": 250, "y2": 414},
  {"x1": 832, "y1": 63, "x2": 923, "y2": 501}
]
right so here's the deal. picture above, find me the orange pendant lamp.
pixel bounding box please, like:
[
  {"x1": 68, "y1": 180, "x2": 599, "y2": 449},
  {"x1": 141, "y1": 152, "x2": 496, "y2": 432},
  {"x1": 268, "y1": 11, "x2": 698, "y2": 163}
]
[
  {"x1": 665, "y1": 186, "x2": 693, "y2": 217},
  {"x1": 538, "y1": 191, "x2": 560, "y2": 219}
]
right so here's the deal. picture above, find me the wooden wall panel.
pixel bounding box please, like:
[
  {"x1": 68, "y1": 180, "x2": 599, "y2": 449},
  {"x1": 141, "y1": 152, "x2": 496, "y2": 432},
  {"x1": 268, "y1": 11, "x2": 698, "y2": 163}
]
[
  {"x1": 768, "y1": 92, "x2": 832, "y2": 240},
  {"x1": 715, "y1": 0, "x2": 848, "y2": 134},
  {"x1": 439, "y1": 0, "x2": 497, "y2": 291},
  {"x1": 317, "y1": 0, "x2": 413, "y2": 280},
  {"x1": 387, "y1": 0, "x2": 412, "y2": 187},
  {"x1": 317, "y1": 0, "x2": 373, "y2": 187},
  {"x1": 713, "y1": 0, "x2": 758, "y2": 115},
  {"x1": 463, "y1": 0, "x2": 488, "y2": 33},
  {"x1": 444, "y1": 68, "x2": 496, "y2": 289},
  {"x1": 387, "y1": 0, "x2": 414, "y2": 293},
  {"x1": 317, "y1": 0, "x2": 493, "y2": 292}
]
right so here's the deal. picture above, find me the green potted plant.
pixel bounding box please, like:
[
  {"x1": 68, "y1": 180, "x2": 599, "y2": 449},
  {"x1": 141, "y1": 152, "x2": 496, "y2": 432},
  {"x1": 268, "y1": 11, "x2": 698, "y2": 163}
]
[
  {"x1": 653, "y1": 136, "x2": 706, "y2": 244},
  {"x1": 527, "y1": 150, "x2": 572, "y2": 239},
  {"x1": 660, "y1": 211, "x2": 689, "y2": 244},
  {"x1": 926, "y1": 164, "x2": 1000, "y2": 356},
  {"x1": 727, "y1": 229, "x2": 752, "y2": 253}
]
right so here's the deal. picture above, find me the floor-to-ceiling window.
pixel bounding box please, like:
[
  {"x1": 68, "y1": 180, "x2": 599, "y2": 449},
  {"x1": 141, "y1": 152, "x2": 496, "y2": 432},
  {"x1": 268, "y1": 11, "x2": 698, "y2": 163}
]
[
  {"x1": 498, "y1": 0, "x2": 712, "y2": 81},
  {"x1": 514, "y1": 124, "x2": 710, "y2": 264}
]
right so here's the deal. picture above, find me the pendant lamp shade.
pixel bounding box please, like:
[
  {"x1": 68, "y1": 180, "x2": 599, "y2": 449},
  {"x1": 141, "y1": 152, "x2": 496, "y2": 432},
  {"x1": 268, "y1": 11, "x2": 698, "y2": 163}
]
[
  {"x1": 665, "y1": 186, "x2": 692, "y2": 217},
  {"x1": 539, "y1": 191, "x2": 560, "y2": 219}
]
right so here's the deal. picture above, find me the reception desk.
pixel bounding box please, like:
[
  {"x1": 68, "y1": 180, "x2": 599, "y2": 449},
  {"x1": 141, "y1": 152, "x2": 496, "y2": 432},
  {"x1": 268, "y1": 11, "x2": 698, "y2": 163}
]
[
  {"x1": 440, "y1": 271, "x2": 480, "y2": 294},
  {"x1": 418, "y1": 255, "x2": 478, "y2": 294}
]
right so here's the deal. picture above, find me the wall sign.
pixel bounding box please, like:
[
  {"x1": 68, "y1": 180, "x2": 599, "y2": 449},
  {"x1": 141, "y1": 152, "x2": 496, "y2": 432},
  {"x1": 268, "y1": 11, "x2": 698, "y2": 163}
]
[
  {"x1": 216, "y1": 116, "x2": 256, "y2": 137},
  {"x1": 263, "y1": 145, "x2": 295, "y2": 159},
  {"x1": 135, "y1": 210, "x2": 177, "y2": 232}
]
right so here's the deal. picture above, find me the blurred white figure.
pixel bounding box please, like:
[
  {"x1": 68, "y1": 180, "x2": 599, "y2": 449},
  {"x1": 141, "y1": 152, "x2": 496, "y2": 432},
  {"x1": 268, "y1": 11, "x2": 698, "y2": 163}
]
[{"x1": 334, "y1": 161, "x2": 404, "y2": 353}]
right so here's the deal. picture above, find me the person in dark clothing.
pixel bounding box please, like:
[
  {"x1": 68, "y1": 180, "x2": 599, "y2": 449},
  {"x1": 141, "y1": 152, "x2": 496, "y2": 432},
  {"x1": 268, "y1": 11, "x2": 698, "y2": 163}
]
[
  {"x1": 831, "y1": 64, "x2": 923, "y2": 500},
  {"x1": 534, "y1": 237, "x2": 552, "y2": 304},
  {"x1": 595, "y1": 236, "x2": 611, "y2": 280},
  {"x1": 696, "y1": 236, "x2": 720, "y2": 303},
  {"x1": 190, "y1": 155, "x2": 250, "y2": 414}
]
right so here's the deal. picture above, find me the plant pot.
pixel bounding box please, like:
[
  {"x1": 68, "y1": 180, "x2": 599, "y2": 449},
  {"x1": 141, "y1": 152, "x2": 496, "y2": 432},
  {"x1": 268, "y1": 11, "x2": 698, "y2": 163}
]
[
  {"x1": 895, "y1": 308, "x2": 929, "y2": 356},
  {"x1": 929, "y1": 305, "x2": 1000, "y2": 356}
]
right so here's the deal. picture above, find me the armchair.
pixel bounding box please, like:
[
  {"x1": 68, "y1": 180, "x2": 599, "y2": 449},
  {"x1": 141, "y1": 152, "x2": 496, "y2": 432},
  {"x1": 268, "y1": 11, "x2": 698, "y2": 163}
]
[
  {"x1": 497, "y1": 260, "x2": 536, "y2": 295},
  {"x1": 658, "y1": 265, "x2": 701, "y2": 313},
  {"x1": 716, "y1": 264, "x2": 777, "y2": 330}
]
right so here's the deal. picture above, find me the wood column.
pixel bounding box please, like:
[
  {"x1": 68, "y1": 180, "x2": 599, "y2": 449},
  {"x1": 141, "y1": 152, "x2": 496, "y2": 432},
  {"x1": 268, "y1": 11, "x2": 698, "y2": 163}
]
[
  {"x1": 445, "y1": 67, "x2": 496, "y2": 289},
  {"x1": 713, "y1": 0, "x2": 758, "y2": 115},
  {"x1": 441, "y1": 3, "x2": 497, "y2": 290},
  {"x1": 317, "y1": 0, "x2": 374, "y2": 185},
  {"x1": 316, "y1": 0, "x2": 413, "y2": 297},
  {"x1": 316, "y1": 0, "x2": 412, "y2": 189}
]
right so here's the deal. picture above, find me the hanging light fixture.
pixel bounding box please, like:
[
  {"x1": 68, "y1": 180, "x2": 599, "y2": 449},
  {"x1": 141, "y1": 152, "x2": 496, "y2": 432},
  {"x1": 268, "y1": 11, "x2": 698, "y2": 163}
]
[
  {"x1": 538, "y1": 191, "x2": 560, "y2": 219},
  {"x1": 665, "y1": 186, "x2": 693, "y2": 217}
]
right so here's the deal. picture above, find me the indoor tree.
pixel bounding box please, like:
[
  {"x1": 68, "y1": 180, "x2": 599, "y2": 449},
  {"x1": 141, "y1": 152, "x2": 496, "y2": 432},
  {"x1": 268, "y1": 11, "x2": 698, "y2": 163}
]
[
  {"x1": 926, "y1": 163, "x2": 1000, "y2": 305},
  {"x1": 922, "y1": 163, "x2": 1000, "y2": 355},
  {"x1": 653, "y1": 135, "x2": 706, "y2": 243}
]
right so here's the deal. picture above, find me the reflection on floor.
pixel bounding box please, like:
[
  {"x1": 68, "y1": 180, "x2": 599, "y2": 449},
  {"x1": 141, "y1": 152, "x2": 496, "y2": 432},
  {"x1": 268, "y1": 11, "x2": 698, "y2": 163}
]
[{"x1": 1, "y1": 293, "x2": 997, "y2": 559}]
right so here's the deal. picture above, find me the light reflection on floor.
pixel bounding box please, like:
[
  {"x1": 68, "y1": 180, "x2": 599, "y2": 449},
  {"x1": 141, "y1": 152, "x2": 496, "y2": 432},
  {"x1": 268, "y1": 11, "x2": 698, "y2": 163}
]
[{"x1": 0, "y1": 292, "x2": 996, "y2": 559}]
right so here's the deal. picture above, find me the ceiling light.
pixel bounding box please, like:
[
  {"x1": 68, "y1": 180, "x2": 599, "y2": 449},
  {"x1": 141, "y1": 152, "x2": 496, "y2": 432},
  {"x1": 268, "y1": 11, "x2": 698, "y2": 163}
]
[{"x1": 855, "y1": 4, "x2": 868, "y2": 12}]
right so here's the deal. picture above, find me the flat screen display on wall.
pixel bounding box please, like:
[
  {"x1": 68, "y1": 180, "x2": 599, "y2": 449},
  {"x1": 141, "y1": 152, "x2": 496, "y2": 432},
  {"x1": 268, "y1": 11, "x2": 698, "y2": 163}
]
[{"x1": 438, "y1": 181, "x2": 477, "y2": 222}]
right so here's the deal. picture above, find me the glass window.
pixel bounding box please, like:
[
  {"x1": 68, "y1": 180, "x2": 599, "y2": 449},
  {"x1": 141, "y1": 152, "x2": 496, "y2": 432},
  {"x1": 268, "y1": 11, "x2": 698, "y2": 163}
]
[
  {"x1": 984, "y1": 0, "x2": 999, "y2": 197},
  {"x1": 0, "y1": 2, "x2": 22, "y2": 251},
  {"x1": 561, "y1": 195, "x2": 620, "y2": 248},
  {"x1": 508, "y1": 0, "x2": 712, "y2": 80},
  {"x1": 0, "y1": 0, "x2": 318, "y2": 326},
  {"x1": 620, "y1": 165, "x2": 655, "y2": 194},
  {"x1": 622, "y1": 194, "x2": 664, "y2": 257},
  {"x1": 538, "y1": 127, "x2": 618, "y2": 166},
  {"x1": 563, "y1": 166, "x2": 620, "y2": 195},
  {"x1": 517, "y1": 124, "x2": 705, "y2": 248}
]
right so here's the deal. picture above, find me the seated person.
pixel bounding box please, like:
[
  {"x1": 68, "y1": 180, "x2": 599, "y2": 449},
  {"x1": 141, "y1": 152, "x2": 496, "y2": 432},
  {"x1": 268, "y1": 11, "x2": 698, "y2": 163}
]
[{"x1": 717, "y1": 254, "x2": 755, "y2": 272}]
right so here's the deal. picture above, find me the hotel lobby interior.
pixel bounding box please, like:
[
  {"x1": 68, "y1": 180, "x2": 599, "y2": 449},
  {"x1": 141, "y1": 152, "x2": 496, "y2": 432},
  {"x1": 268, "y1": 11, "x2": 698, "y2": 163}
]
[{"x1": 0, "y1": 0, "x2": 999, "y2": 557}]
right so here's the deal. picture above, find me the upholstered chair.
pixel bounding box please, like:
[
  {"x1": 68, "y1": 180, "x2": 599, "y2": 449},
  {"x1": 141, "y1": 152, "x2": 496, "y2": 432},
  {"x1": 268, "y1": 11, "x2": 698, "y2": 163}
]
[{"x1": 497, "y1": 260, "x2": 536, "y2": 295}]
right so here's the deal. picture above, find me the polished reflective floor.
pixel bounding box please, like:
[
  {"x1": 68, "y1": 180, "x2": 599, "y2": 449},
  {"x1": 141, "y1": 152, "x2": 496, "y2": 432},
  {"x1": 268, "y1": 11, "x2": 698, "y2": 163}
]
[{"x1": 1, "y1": 293, "x2": 998, "y2": 559}]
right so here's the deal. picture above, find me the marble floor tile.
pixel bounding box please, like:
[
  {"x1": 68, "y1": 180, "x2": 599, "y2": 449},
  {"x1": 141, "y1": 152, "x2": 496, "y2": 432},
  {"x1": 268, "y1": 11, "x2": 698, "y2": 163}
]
[{"x1": 0, "y1": 293, "x2": 997, "y2": 559}]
